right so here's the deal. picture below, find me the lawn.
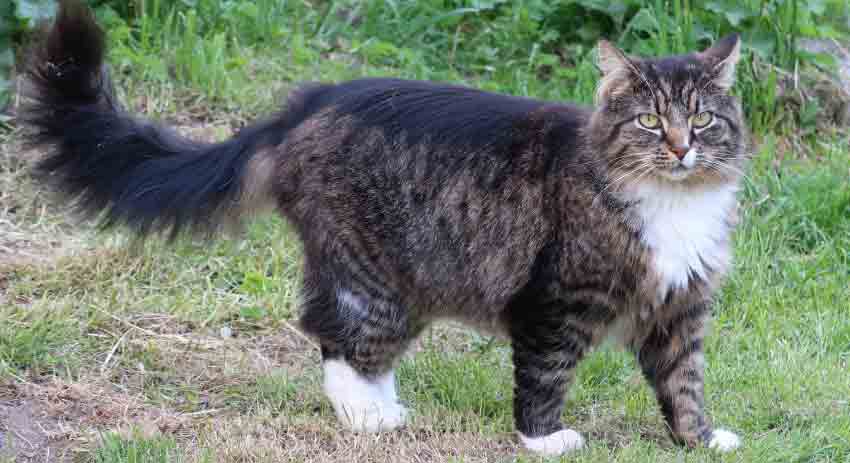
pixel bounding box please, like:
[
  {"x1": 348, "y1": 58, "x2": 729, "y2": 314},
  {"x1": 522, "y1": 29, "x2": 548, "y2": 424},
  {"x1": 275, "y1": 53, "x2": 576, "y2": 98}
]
[{"x1": 1, "y1": 1, "x2": 849, "y2": 462}]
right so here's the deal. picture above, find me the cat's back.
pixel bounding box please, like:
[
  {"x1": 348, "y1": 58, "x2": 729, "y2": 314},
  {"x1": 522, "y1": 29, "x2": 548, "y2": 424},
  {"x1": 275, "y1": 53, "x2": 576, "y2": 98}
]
[
  {"x1": 279, "y1": 77, "x2": 591, "y2": 217},
  {"x1": 282, "y1": 77, "x2": 588, "y2": 162}
]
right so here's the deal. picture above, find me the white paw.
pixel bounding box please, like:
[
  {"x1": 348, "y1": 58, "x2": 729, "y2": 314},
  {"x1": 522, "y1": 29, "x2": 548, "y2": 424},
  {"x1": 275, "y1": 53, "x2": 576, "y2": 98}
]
[
  {"x1": 323, "y1": 359, "x2": 407, "y2": 433},
  {"x1": 336, "y1": 399, "x2": 408, "y2": 432},
  {"x1": 519, "y1": 429, "x2": 585, "y2": 456},
  {"x1": 708, "y1": 428, "x2": 741, "y2": 452}
]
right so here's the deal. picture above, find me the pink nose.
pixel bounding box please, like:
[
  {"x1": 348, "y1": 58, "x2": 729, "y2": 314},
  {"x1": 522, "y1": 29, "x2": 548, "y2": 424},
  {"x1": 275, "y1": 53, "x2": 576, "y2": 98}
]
[{"x1": 669, "y1": 144, "x2": 689, "y2": 160}]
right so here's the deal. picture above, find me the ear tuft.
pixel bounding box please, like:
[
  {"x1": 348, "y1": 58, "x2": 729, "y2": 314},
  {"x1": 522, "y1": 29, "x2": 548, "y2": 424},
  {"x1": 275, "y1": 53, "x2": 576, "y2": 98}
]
[
  {"x1": 595, "y1": 40, "x2": 638, "y2": 104},
  {"x1": 597, "y1": 40, "x2": 632, "y2": 76},
  {"x1": 699, "y1": 34, "x2": 741, "y2": 91}
]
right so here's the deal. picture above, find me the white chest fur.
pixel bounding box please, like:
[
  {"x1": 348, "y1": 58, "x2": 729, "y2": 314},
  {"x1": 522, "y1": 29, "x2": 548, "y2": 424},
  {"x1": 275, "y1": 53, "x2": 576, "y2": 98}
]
[{"x1": 629, "y1": 182, "x2": 737, "y2": 300}]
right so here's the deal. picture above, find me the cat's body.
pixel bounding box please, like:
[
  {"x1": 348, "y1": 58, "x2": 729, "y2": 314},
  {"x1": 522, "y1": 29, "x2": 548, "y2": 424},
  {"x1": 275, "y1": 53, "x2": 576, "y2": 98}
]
[{"x1": 23, "y1": 1, "x2": 748, "y2": 455}]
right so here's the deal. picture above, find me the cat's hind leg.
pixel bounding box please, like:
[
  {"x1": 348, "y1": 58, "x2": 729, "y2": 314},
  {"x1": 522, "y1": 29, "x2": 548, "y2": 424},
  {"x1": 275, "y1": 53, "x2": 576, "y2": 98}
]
[{"x1": 300, "y1": 277, "x2": 415, "y2": 433}]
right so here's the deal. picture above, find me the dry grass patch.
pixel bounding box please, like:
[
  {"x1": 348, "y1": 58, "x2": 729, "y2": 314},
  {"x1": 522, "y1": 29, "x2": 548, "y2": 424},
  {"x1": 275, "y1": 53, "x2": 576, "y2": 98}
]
[
  {"x1": 0, "y1": 133, "x2": 85, "y2": 273},
  {"x1": 0, "y1": 377, "x2": 188, "y2": 463},
  {"x1": 83, "y1": 311, "x2": 321, "y2": 413},
  {"x1": 187, "y1": 417, "x2": 519, "y2": 463}
]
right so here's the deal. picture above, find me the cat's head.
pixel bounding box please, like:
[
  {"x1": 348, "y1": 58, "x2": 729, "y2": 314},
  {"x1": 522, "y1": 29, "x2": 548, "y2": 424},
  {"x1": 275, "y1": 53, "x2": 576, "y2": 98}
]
[{"x1": 588, "y1": 35, "x2": 748, "y2": 188}]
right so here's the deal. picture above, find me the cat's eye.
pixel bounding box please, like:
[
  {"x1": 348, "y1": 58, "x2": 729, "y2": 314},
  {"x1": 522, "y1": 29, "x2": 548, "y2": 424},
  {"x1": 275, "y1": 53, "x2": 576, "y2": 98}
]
[
  {"x1": 637, "y1": 113, "x2": 661, "y2": 130},
  {"x1": 692, "y1": 111, "x2": 713, "y2": 128}
]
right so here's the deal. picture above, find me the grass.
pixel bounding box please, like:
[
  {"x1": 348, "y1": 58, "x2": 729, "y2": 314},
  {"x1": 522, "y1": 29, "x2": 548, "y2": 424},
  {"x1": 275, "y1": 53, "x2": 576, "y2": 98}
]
[
  {"x1": 1, "y1": 0, "x2": 849, "y2": 462},
  {"x1": 90, "y1": 433, "x2": 182, "y2": 463}
]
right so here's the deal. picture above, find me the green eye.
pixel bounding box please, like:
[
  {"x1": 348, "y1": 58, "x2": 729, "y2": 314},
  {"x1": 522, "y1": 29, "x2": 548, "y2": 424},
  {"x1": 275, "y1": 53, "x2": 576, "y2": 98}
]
[
  {"x1": 637, "y1": 113, "x2": 661, "y2": 129},
  {"x1": 692, "y1": 111, "x2": 713, "y2": 128}
]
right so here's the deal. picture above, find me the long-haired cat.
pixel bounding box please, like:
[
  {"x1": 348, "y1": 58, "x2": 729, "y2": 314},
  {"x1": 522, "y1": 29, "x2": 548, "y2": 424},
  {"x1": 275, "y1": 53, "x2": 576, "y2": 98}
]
[{"x1": 22, "y1": 0, "x2": 747, "y2": 455}]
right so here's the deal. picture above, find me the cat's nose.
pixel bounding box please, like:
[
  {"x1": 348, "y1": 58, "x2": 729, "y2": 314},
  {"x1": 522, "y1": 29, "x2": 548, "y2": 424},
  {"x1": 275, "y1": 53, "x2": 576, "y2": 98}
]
[{"x1": 668, "y1": 144, "x2": 690, "y2": 160}]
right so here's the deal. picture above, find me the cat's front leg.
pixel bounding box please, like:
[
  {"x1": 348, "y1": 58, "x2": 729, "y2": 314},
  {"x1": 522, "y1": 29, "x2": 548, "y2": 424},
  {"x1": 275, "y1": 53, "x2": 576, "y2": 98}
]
[
  {"x1": 509, "y1": 304, "x2": 591, "y2": 456},
  {"x1": 636, "y1": 303, "x2": 741, "y2": 452}
]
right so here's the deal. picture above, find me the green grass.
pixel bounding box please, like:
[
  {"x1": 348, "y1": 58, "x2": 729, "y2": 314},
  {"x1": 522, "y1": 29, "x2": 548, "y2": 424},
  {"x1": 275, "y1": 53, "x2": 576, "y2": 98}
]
[
  {"x1": 0, "y1": 1, "x2": 849, "y2": 462},
  {"x1": 91, "y1": 432, "x2": 183, "y2": 463}
]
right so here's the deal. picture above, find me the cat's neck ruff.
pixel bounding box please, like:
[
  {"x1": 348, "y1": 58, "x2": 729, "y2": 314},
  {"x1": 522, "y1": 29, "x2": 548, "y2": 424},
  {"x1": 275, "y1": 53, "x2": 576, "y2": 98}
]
[{"x1": 624, "y1": 179, "x2": 739, "y2": 302}]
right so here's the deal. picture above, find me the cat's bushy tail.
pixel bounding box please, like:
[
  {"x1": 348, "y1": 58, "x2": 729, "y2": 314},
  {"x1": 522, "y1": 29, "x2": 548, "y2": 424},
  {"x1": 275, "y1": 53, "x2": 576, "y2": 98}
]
[{"x1": 21, "y1": 0, "x2": 286, "y2": 239}]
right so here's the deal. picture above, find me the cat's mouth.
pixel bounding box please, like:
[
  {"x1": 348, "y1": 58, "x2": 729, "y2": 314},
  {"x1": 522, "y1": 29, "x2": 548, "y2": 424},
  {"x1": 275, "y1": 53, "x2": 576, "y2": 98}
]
[
  {"x1": 651, "y1": 149, "x2": 700, "y2": 182},
  {"x1": 656, "y1": 163, "x2": 694, "y2": 181}
]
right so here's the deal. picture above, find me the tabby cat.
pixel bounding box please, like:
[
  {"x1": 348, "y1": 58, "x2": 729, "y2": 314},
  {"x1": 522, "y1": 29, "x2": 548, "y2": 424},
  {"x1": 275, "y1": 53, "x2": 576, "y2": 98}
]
[{"x1": 23, "y1": 0, "x2": 748, "y2": 455}]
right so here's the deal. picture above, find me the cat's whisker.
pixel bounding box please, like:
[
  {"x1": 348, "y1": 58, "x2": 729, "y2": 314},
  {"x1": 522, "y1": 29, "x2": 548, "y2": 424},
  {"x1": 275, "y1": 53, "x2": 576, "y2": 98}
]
[
  {"x1": 594, "y1": 156, "x2": 652, "y2": 179},
  {"x1": 592, "y1": 161, "x2": 654, "y2": 205},
  {"x1": 608, "y1": 158, "x2": 652, "y2": 173},
  {"x1": 701, "y1": 159, "x2": 750, "y2": 181},
  {"x1": 610, "y1": 154, "x2": 655, "y2": 166},
  {"x1": 571, "y1": 152, "x2": 650, "y2": 169},
  {"x1": 621, "y1": 163, "x2": 657, "y2": 192},
  {"x1": 603, "y1": 154, "x2": 660, "y2": 174}
]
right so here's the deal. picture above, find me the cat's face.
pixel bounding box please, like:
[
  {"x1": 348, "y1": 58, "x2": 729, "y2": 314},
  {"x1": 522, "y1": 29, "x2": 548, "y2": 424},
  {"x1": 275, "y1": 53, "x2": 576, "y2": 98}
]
[{"x1": 589, "y1": 35, "x2": 748, "y2": 188}]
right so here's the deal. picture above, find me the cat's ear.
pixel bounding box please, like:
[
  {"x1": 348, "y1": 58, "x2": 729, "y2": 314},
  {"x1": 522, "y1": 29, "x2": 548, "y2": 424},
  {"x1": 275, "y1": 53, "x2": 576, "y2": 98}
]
[
  {"x1": 595, "y1": 40, "x2": 638, "y2": 103},
  {"x1": 699, "y1": 34, "x2": 741, "y2": 91},
  {"x1": 597, "y1": 40, "x2": 632, "y2": 76}
]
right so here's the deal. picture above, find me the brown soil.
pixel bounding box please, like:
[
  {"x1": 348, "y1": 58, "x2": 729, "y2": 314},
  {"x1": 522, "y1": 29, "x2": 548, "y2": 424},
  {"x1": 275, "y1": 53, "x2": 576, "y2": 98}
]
[{"x1": 0, "y1": 393, "x2": 75, "y2": 463}]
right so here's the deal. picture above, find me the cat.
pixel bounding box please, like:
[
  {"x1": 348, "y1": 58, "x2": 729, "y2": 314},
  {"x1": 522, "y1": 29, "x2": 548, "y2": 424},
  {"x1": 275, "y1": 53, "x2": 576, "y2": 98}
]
[{"x1": 22, "y1": 0, "x2": 748, "y2": 456}]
